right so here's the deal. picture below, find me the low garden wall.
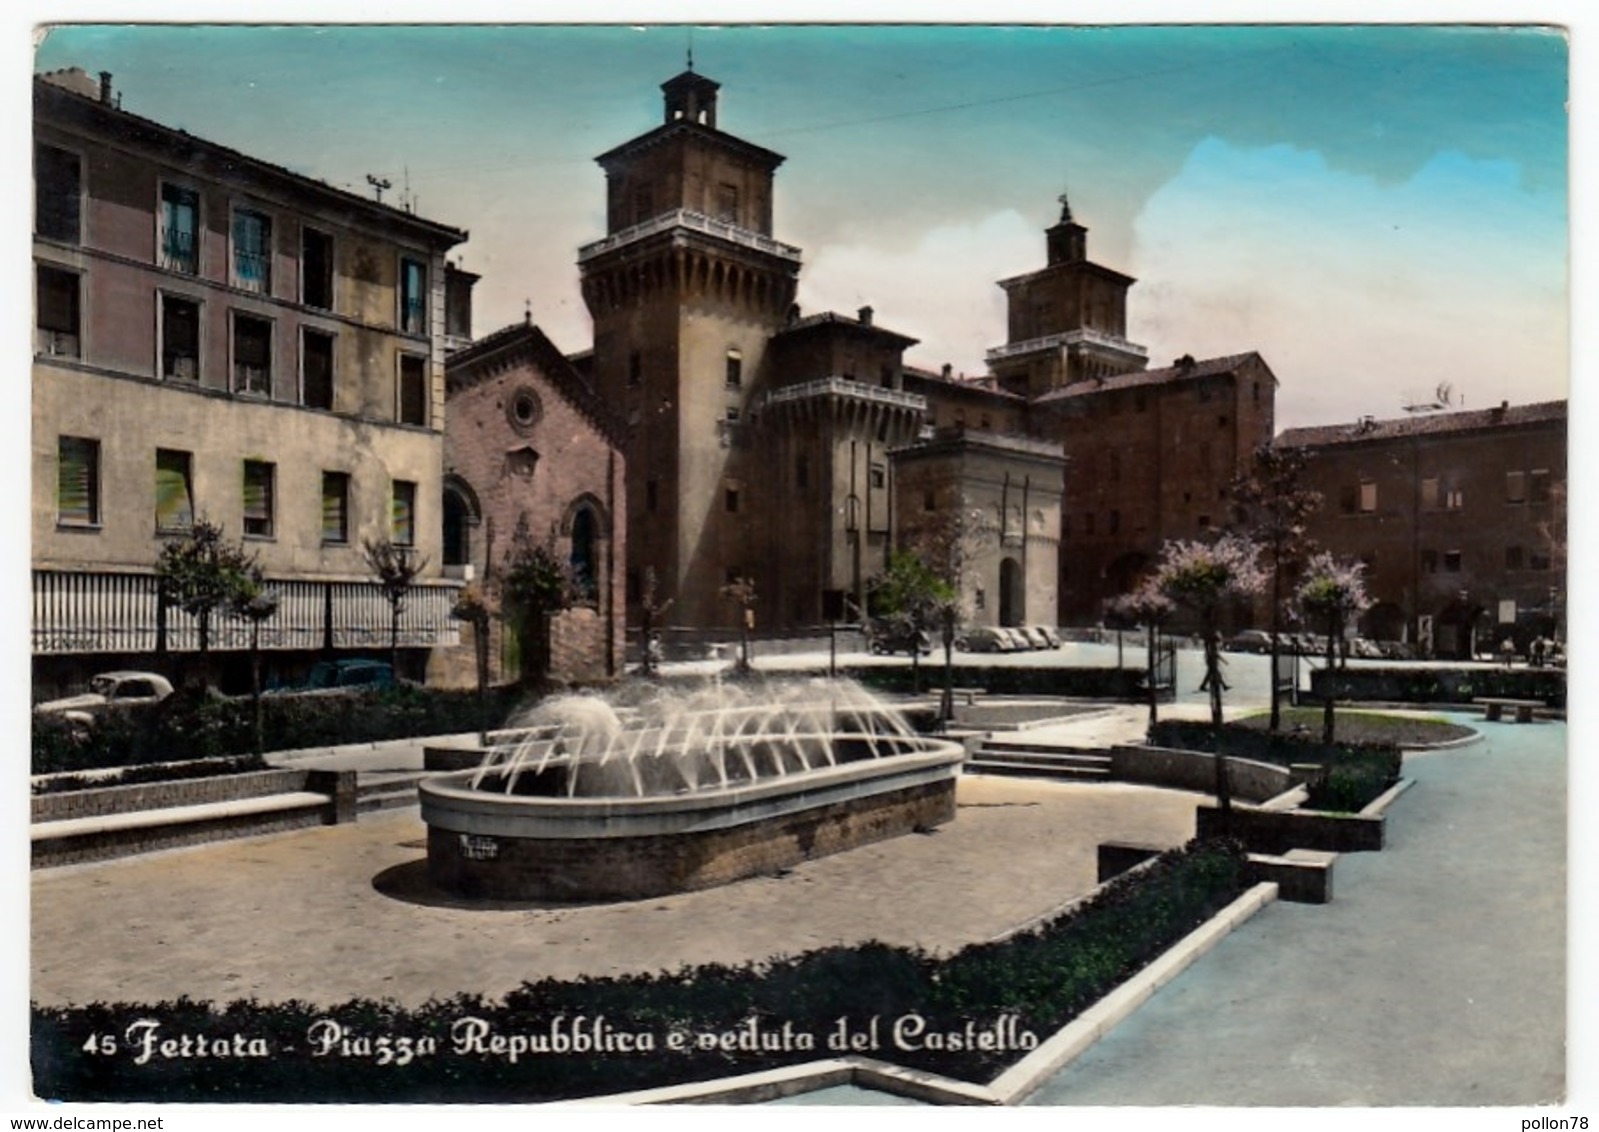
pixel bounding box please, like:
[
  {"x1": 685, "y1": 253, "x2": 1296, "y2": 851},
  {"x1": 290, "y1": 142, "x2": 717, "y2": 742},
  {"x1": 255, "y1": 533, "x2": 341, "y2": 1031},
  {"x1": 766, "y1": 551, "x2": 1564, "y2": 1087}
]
[
  {"x1": 1109, "y1": 745, "x2": 1292, "y2": 804},
  {"x1": 845, "y1": 664, "x2": 1150, "y2": 701}
]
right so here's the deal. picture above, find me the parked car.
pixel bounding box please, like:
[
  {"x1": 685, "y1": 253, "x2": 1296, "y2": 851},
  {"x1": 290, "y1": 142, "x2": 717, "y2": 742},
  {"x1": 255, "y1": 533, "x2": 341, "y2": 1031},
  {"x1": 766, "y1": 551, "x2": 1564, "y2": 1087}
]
[
  {"x1": 996, "y1": 627, "x2": 1032, "y2": 652},
  {"x1": 34, "y1": 671, "x2": 175, "y2": 724},
  {"x1": 1018, "y1": 626, "x2": 1052, "y2": 650},
  {"x1": 268, "y1": 659, "x2": 400, "y2": 694},
  {"x1": 1224, "y1": 629, "x2": 1273, "y2": 654},
  {"x1": 958, "y1": 626, "x2": 1010, "y2": 653},
  {"x1": 868, "y1": 623, "x2": 932, "y2": 656},
  {"x1": 1033, "y1": 625, "x2": 1064, "y2": 648}
]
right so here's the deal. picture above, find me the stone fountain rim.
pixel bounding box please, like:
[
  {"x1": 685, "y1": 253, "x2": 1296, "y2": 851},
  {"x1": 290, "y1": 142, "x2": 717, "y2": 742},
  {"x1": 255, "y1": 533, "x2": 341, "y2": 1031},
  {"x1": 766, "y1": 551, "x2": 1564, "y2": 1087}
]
[{"x1": 418, "y1": 738, "x2": 966, "y2": 841}]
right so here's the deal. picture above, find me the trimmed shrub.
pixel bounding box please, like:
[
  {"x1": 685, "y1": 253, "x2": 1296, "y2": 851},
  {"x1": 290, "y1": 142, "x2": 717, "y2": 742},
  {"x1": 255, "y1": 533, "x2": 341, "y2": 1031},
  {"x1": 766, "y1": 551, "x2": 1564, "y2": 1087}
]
[
  {"x1": 31, "y1": 840, "x2": 1247, "y2": 1103},
  {"x1": 1309, "y1": 665, "x2": 1565, "y2": 708},
  {"x1": 1148, "y1": 719, "x2": 1401, "y2": 812},
  {"x1": 32, "y1": 685, "x2": 531, "y2": 775}
]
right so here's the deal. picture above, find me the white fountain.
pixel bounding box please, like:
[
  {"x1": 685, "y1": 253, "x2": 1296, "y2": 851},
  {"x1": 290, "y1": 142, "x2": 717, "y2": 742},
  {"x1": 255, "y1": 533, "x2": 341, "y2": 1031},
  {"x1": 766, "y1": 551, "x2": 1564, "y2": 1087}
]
[{"x1": 418, "y1": 678, "x2": 965, "y2": 901}]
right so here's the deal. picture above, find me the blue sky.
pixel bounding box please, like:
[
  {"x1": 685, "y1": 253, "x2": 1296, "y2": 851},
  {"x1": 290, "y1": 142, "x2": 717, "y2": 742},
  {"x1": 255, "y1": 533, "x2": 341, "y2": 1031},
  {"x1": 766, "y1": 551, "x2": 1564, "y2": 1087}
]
[{"x1": 29, "y1": 21, "x2": 1569, "y2": 429}]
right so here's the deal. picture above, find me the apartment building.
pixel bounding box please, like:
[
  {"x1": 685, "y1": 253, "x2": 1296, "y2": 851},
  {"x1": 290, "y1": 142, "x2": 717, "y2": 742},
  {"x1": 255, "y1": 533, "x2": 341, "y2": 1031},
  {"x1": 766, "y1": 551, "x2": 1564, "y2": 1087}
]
[{"x1": 32, "y1": 68, "x2": 469, "y2": 694}]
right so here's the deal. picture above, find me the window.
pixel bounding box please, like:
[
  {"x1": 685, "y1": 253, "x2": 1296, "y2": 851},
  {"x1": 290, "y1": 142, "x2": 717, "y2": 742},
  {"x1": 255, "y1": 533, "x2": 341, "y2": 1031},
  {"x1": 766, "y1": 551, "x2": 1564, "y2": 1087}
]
[
  {"x1": 1529, "y1": 470, "x2": 1551, "y2": 505},
  {"x1": 633, "y1": 185, "x2": 654, "y2": 225},
  {"x1": 870, "y1": 465, "x2": 886, "y2": 489},
  {"x1": 1109, "y1": 509, "x2": 1121, "y2": 534},
  {"x1": 1359, "y1": 481, "x2": 1377, "y2": 513},
  {"x1": 1421, "y1": 477, "x2": 1440, "y2": 510},
  {"x1": 35, "y1": 144, "x2": 81, "y2": 243},
  {"x1": 155, "y1": 449, "x2": 194, "y2": 533},
  {"x1": 302, "y1": 329, "x2": 334, "y2": 410},
  {"x1": 398, "y1": 354, "x2": 427, "y2": 426},
  {"x1": 233, "y1": 313, "x2": 272, "y2": 396},
  {"x1": 243, "y1": 460, "x2": 275, "y2": 538},
  {"x1": 321, "y1": 472, "x2": 350, "y2": 544},
  {"x1": 570, "y1": 506, "x2": 598, "y2": 602},
  {"x1": 796, "y1": 454, "x2": 809, "y2": 490},
  {"x1": 1506, "y1": 545, "x2": 1524, "y2": 571},
  {"x1": 160, "y1": 184, "x2": 199, "y2": 273},
  {"x1": 232, "y1": 208, "x2": 272, "y2": 293},
  {"x1": 1085, "y1": 512, "x2": 1096, "y2": 536},
  {"x1": 57, "y1": 436, "x2": 99, "y2": 527},
  {"x1": 725, "y1": 487, "x2": 740, "y2": 513},
  {"x1": 1217, "y1": 414, "x2": 1229, "y2": 429},
  {"x1": 1109, "y1": 451, "x2": 1121, "y2": 483},
  {"x1": 725, "y1": 349, "x2": 743, "y2": 388},
  {"x1": 161, "y1": 295, "x2": 200, "y2": 381},
  {"x1": 645, "y1": 478, "x2": 658, "y2": 514},
  {"x1": 1135, "y1": 391, "x2": 1147, "y2": 413},
  {"x1": 1506, "y1": 471, "x2": 1526, "y2": 503},
  {"x1": 717, "y1": 183, "x2": 739, "y2": 223},
  {"x1": 392, "y1": 480, "x2": 417, "y2": 546},
  {"x1": 923, "y1": 489, "x2": 936, "y2": 512},
  {"x1": 1530, "y1": 549, "x2": 1552, "y2": 571},
  {"x1": 1197, "y1": 514, "x2": 1211, "y2": 530},
  {"x1": 399, "y1": 257, "x2": 427, "y2": 334},
  {"x1": 1443, "y1": 550, "x2": 1462, "y2": 573},
  {"x1": 628, "y1": 351, "x2": 642, "y2": 388},
  {"x1": 36, "y1": 266, "x2": 81, "y2": 358},
  {"x1": 1421, "y1": 550, "x2": 1438, "y2": 574},
  {"x1": 301, "y1": 226, "x2": 333, "y2": 310},
  {"x1": 1198, "y1": 441, "x2": 1212, "y2": 471},
  {"x1": 724, "y1": 407, "x2": 741, "y2": 423},
  {"x1": 1445, "y1": 486, "x2": 1464, "y2": 510}
]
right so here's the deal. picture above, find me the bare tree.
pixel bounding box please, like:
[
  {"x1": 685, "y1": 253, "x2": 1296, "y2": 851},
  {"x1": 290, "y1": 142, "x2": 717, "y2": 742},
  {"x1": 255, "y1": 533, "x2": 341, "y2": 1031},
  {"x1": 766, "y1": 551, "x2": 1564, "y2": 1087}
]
[{"x1": 363, "y1": 538, "x2": 430, "y2": 678}]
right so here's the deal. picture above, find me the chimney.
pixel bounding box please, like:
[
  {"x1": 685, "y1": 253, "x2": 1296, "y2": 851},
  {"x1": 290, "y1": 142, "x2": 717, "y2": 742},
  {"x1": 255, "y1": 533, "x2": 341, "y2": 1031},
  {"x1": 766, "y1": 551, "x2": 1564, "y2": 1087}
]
[
  {"x1": 941, "y1": 363, "x2": 953, "y2": 380},
  {"x1": 857, "y1": 305, "x2": 873, "y2": 327},
  {"x1": 98, "y1": 71, "x2": 113, "y2": 105},
  {"x1": 1175, "y1": 353, "x2": 1196, "y2": 371}
]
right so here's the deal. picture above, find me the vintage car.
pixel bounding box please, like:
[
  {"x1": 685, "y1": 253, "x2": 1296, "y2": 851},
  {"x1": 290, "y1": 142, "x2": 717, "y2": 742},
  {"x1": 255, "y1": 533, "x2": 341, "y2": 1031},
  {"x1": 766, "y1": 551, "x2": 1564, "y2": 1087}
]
[{"x1": 34, "y1": 671, "x2": 175, "y2": 723}]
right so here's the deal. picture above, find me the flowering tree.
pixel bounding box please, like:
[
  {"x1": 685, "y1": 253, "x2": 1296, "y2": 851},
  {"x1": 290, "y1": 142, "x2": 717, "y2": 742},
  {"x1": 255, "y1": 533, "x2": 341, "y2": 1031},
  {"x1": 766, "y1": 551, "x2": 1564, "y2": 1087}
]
[
  {"x1": 1106, "y1": 583, "x2": 1175, "y2": 728},
  {"x1": 1295, "y1": 553, "x2": 1374, "y2": 743},
  {"x1": 1227, "y1": 444, "x2": 1322, "y2": 731},
  {"x1": 1153, "y1": 534, "x2": 1266, "y2": 825}
]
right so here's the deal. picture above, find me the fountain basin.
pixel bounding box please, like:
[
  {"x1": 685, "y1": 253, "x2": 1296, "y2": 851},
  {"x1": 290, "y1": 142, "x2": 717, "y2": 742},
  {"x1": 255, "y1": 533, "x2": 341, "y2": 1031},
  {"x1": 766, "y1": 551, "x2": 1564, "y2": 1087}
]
[{"x1": 419, "y1": 738, "x2": 964, "y2": 902}]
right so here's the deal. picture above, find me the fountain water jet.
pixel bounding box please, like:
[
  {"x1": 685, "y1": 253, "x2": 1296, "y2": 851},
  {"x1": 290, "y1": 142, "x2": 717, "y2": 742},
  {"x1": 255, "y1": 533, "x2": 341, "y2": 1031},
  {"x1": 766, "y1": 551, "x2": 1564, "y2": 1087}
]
[{"x1": 420, "y1": 678, "x2": 964, "y2": 901}]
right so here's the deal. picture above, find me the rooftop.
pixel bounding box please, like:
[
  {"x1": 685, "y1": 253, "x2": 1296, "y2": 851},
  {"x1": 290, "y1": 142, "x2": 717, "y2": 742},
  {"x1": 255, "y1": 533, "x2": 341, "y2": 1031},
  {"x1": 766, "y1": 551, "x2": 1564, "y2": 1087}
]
[
  {"x1": 1276, "y1": 400, "x2": 1568, "y2": 448},
  {"x1": 1032, "y1": 352, "x2": 1267, "y2": 404}
]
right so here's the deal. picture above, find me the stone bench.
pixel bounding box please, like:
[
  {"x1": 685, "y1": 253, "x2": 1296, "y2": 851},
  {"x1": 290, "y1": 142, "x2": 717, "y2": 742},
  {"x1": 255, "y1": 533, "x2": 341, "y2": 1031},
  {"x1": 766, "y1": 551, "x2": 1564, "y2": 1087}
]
[
  {"x1": 1474, "y1": 697, "x2": 1543, "y2": 723},
  {"x1": 949, "y1": 687, "x2": 987, "y2": 706}
]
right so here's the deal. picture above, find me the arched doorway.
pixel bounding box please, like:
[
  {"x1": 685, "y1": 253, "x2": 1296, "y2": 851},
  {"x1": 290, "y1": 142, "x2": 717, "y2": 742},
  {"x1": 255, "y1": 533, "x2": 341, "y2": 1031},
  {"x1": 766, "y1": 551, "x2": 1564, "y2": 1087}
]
[
  {"x1": 999, "y1": 557, "x2": 1024, "y2": 627},
  {"x1": 441, "y1": 476, "x2": 480, "y2": 569}
]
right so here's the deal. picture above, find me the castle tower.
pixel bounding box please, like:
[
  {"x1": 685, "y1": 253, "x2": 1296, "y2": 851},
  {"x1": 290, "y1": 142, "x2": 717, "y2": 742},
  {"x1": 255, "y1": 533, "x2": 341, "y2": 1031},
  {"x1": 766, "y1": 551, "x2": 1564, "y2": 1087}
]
[
  {"x1": 987, "y1": 193, "x2": 1149, "y2": 398},
  {"x1": 579, "y1": 70, "x2": 802, "y2": 627}
]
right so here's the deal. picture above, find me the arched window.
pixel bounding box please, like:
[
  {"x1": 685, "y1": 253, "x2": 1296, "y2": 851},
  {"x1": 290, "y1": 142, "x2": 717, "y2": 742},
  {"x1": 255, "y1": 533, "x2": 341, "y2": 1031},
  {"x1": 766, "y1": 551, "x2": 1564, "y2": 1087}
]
[
  {"x1": 441, "y1": 476, "x2": 481, "y2": 568},
  {"x1": 569, "y1": 505, "x2": 599, "y2": 603}
]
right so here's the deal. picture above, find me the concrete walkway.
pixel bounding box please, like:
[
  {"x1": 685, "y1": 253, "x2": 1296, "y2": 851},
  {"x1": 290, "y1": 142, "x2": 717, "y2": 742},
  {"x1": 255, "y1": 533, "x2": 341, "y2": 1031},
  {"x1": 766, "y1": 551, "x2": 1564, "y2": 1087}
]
[{"x1": 1024, "y1": 713, "x2": 1567, "y2": 1107}]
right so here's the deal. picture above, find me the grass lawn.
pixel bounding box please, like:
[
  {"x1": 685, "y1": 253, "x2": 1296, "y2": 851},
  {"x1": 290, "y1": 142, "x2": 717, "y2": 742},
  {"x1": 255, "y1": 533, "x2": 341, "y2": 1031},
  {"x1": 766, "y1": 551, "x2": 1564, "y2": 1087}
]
[{"x1": 1237, "y1": 706, "x2": 1475, "y2": 747}]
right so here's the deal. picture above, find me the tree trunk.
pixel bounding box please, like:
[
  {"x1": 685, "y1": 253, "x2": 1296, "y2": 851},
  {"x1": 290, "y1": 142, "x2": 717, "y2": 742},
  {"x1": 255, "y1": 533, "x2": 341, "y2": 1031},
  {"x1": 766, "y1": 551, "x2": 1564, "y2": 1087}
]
[
  {"x1": 1323, "y1": 615, "x2": 1339, "y2": 744},
  {"x1": 474, "y1": 616, "x2": 490, "y2": 746},
  {"x1": 250, "y1": 619, "x2": 263, "y2": 760},
  {"x1": 390, "y1": 603, "x2": 401, "y2": 681},
  {"x1": 1145, "y1": 624, "x2": 1159, "y2": 729},
  {"x1": 1206, "y1": 621, "x2": 1232, "y2": 831},
  {"x1": 1268, "y1": 555, "x2": 1283, "y2": 731},
  {"x1": 939, "y1": 614, "x2": 955, "y2": 726}
]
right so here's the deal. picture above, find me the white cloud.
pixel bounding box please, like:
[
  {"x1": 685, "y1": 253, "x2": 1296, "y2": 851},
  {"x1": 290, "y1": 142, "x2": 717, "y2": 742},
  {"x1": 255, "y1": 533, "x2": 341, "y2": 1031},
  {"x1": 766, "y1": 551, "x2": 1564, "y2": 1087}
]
[
  {"x1": 1130, "y1": 138, "x2": 1567, "y2": 430},
  {"x1": 797, "y1": 210, "x2": 1038, "y2": 377}
]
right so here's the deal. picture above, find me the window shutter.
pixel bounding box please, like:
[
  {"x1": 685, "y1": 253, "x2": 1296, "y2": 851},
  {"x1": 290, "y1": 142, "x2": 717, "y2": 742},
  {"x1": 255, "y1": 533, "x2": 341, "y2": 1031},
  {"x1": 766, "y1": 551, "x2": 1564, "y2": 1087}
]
[
  {"x1": 243, "y1": 461, "x2": 273, "y2": 536},
  {"x1": 322, "y1": 473, "x2": 348, "y2": 542},
  {"x1": 57, "y1": 438, "x2": 97, "y2": 525},
  {"x1": 392, "y1": 481, "x2": 416, "y2": 545},
  {"x1": 155, "y1": 451, "x2": 193, "y2": 531}
]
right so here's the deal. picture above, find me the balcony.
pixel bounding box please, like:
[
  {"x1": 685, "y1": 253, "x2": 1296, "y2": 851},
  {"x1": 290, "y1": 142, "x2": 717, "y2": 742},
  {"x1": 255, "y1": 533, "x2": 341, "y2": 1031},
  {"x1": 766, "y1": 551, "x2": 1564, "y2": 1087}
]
[
  {"x1": 762, "y1": 376, "x2": 927, "y2": 414},
  {"x1": 986, "y1": 328, "x2": 1148, "y2": 364},
  {"x1": 579, "y1": 209, "x2": 803, "y2": 265}
]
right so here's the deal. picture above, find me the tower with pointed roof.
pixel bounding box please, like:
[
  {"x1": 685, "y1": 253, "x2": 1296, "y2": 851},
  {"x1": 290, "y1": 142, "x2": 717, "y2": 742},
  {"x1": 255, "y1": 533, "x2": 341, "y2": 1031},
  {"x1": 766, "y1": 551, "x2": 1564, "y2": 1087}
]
[
  {"x1": 579, "y1": 69, "x2": 802, "y2": 627},
  {"x1": 986, "y1": 191, "x2": 1150, "y2": 399}
]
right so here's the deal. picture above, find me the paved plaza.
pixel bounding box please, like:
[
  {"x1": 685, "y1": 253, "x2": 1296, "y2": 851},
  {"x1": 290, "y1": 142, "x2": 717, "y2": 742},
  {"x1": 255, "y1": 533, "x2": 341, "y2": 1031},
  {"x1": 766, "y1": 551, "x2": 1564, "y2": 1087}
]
[{"x1": 26, "y1": 652, "x2": 1576, "y2": 1106}]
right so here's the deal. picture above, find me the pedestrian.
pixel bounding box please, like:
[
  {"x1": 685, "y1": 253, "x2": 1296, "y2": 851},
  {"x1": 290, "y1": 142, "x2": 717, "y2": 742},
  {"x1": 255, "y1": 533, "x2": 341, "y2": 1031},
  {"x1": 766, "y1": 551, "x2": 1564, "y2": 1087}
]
[
  {"x1": 1531, "y1": 636, "x2": 1547, "y2": 667},
  {"x1": 1500, "y1": 637, "x2": 1516, "y2": 667}
]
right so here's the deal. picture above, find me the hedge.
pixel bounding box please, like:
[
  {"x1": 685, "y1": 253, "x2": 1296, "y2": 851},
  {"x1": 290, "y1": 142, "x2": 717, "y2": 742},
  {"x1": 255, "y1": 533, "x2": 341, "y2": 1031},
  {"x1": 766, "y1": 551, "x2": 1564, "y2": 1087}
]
[
  {"x1": 31, "y1": 685, "x2": 532, "y2": 775},
  {"x1": 31, "y1": 839, "x2": 1247, "y2": 1103},
  {"x1": 1147, "y1": 719, "x2": 1402, "y2": 813},
  {"x1": 1308, "y1": 665, "x2": 1565, "y2": 709}
]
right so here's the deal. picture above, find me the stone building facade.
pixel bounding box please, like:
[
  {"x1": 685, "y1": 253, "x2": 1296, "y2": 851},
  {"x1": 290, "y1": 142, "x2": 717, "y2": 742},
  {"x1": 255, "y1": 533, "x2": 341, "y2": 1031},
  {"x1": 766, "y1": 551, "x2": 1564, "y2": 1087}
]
[
  {"x1": 580, "y1": 69, "x2": 1062, "y2": 635},
  {"x1": 32, "y1": 69, "x2": 468, "y2": 695},
  {"x1": 439, "y1": 321, "x2": 627, "y2": 685},
  {"x1": 1277, "y1": 401, "x2": 1566, "y2": 657}
]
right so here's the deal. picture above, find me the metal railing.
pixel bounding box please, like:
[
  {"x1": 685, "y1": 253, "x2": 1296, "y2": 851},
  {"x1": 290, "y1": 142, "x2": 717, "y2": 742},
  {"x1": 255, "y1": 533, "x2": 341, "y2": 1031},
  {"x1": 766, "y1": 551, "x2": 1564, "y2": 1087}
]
[
  {"x1": 763, "y1": 376, "x2": 927, "y2": 413},
  {"x1": 985, "y1": 328, "x2": 1148, "y2": 363},
  {"x1": 578, "y1": 209, "x2": 803, "y2": 263}
]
